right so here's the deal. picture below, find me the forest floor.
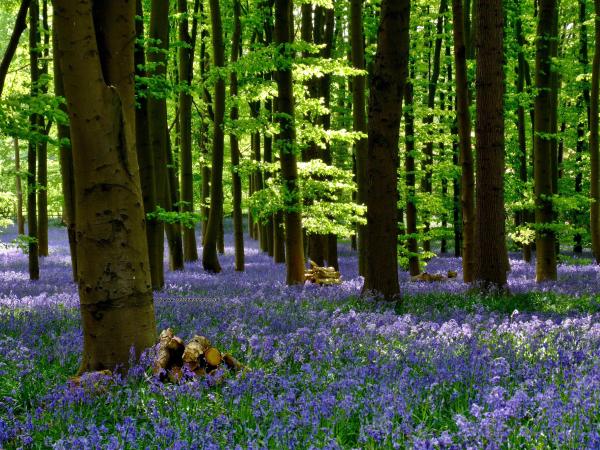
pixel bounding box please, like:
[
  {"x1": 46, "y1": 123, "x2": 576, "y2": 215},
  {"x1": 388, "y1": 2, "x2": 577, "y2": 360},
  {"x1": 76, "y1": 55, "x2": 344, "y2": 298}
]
[{"x1": 1, "y1": 226, "x2": 600, "y2": 448}]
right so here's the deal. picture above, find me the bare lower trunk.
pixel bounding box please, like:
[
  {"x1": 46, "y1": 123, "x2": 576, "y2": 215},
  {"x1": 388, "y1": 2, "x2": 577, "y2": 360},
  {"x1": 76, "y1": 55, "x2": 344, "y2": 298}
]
[{"x1": 54, "y1": 0, "x2": 156, "y2": 372}]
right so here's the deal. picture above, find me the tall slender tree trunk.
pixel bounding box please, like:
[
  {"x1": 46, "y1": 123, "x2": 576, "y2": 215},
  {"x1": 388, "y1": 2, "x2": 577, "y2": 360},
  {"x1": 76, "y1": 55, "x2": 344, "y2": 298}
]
[
  {"x1": 320, "y1": 7, "x2": 338, "y2": 270},
  {"x1": 165, "y1": 136, "x2": 184, "y2": 270},
  {"x1": 28, "y1": 0, "x2": 40, "y2": 280},
  {"x1": 53, "y1": 13, "x2": 77, "y2": 280},
  {"x1": 134, "y1": 0, "x2": 162, "y2": 289},
  {"x1": 404, "y1": 80, "x2": 420, "y2": 277},
  {"x1": 178, "y1": 0, "x2": 199, "y2": 262},
  {"x1": 202, "y1": 0, "x2": 225, "y2": 272},
  {"x1": 535, "y1": 0, "x2": 559, "y2": 279},
  {"x1": 350, "y1": 0, "x2": 368, "y2": 276},
  {"x1": 451, "y1": 0, "x2": 475, "y2": 282},
  {"x1": 54, "y1": 0, "x2": 156, "y2": 372},
  {"x1": 575, "y1": 0, "x2": 590, "y2": 254},
  {"x1": 36, "y1": 0, "x2": 49, "y2": 257},
  {"x1": 199, "y1": 1, "x2": 211, "y2": 242},
  {"x1": 474, "y1": 0, "x2": 508, "y2": 289},
  {"x1": 0, "y1": 0, "x2": 31, "y2": 97},
  {"x1": 275, "y1": 0, "x2": 305, "y2": 284},
  {"x1": 230, "y1": 0, "x2": 244, "y2": 271},
  {"x1": 515, "y1": 10, "x2": 532, "y2": 262},
  {"x1": 361, "y1": 0, "x2": 410, "y2": 299},
  {"x1": 14, "y1": 138, "x2": 24, "y2": 235},
  {"x1": 421, "y1": 0, "x2": 447, "y2": 253},
  {"x1": 591, "y1": 0, "x2": 600, "y2": 261},
  {"x1": 147, "y1": 0, "x2": 170, "y2": 279},
  {"x1": 263, "y1": 0, "x2": 275, "y2": 258}
]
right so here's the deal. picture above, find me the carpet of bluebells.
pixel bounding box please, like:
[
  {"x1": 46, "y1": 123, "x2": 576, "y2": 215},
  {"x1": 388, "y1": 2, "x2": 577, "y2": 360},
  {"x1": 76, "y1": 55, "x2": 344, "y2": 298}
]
[{"x1": 1, "y1": 226, "x2": 600, "y2": 449}]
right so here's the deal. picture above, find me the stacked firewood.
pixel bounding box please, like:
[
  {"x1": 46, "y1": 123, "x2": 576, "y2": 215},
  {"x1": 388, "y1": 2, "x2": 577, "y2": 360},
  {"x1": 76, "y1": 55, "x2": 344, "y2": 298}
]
[
  {"x1": 410, "y1": 270, "x2": 458, "y2": 282},
  {"x1": 305, "y1": 260, "x2": 341, "y2": 285},
  {"x1": 153, "y1": 328, "x2": 245, "y2": 383}
]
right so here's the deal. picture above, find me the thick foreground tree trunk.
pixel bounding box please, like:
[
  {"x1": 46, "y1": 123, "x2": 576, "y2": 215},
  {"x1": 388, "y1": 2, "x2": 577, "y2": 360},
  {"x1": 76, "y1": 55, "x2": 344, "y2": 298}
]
[
  {"x1": 474, "y1": 0, "x2": 508, "y2": 289},
  {"x1": 54, "y1": 0, "x2": 156, "y2": 372},
  {"x1": 361, "y1": 0, "x2": 410, "y2": 299}
]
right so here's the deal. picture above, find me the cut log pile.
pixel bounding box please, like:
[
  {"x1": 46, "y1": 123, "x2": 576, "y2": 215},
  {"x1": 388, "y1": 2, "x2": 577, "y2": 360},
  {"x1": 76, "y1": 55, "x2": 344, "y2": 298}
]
[
  {"x1": 305, "y1": 260, "x2": 341, "y2": 285},
  {"x1": 153, "y1": 328, "x2": 245, "y2": 383},
  {"x1": 410, "y1": 270, "x2": 458, "y2": 282}
]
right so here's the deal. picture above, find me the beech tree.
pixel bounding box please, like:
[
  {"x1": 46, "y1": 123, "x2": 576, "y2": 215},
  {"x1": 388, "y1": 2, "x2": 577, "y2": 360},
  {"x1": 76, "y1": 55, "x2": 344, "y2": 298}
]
[
  {"x1": 178, "y1": 0, "x2": 199, "y2": 263},
  {"x1": 534, "y1": 0, "x2": 558, "y2": 280},
  {"x1": 362, "y1": 0, "x2": 410, "y2": 299},
  {"x1": 230, "y1": 0, "x2": 244, "y2": 271},
  {"x1": 27, "y1": 0, "x2": 39, "y2": 280},
  {"x1": 53, "y1": 0, "x2": 156, "y2": 371},
  {"x1": 591, "y1": 0, "x2": 600, "y2": 261},
  {"x1": 275, "y1": 0, "x2": 305, "y2": 285},
  {"x1": 350, "y1": 0, "x2": 368, "y2": 276},
  {"x1": 202, "y1": 0, "x2": 225, "y2": 273},
  {"x1": 474, "y1": 0, "x2": 508, "y2": 289},
  {"x1": 451, "y1": 0, "x2": 475, "y2": 282}
]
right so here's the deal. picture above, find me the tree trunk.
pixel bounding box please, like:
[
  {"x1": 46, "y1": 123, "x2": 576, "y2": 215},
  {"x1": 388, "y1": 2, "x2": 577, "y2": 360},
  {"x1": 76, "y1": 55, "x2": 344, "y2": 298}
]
[
  {"x1": 451, "y1": 0, "x2": 475, "y2": 281},
  {"x1": 361, "y1": 0, "x2": 410, "y2": 299},
  {"x1": 146, "y1": 0, "x2": 170, "y2": 279},
  {"x1": 273, "y1": 211, "x2": 285, "y2": 263},
  {"x1": 165, "y1": 135, "x2": 184, "y2": 270},
  {"x1": 421, "y1": 0, "x2": 447, "y2": 253},
  {"x1": 27, "y1": 0, "x2": 40, "y2": 280},
  {"x1": 202, "y1": 0, "x2": 225, "y2": 272},
  {"x1": 54, "y1": 0, "x2": 156, "y2": 372},
  {"x1": 404, "y1": 80, "x2": 420, "y2": 277},
  {"x1": 474, "y1": 0, "x2": 508, "y2": 289},
  {"x1": 591, "y1": 0, "x2": 600, "y2": 261},
  {"x1": 134, "y1": 0, "x2": 162, "y2": 289},
  {"x1": 275, "y1": 0, "x2": 305, "y2": 284},
  {"x1": 350, "y1": 0, "x2": 368, "y2": 276},
  {"x1": 178, "y1": 0, "x2": 199, "y2": 262},
  {"x1": 575, "y1": 0, "x2": 590, "y2": 254},
  {"x1": 515, "y1": 10, "x2": 532, "y2": 262},
  {"x1": 53, "y1": 13, "x2": 77, "y2": 280},
  {"x1": 0, "y1": 0, "x2": 31, "y2": 97},
  {"x1": 199, "y1": 1, "x2": 211, "y2": 242},
  {"x1": 35, "y1": 0, "x2": 49, "y2": 257},
  {"x1": 535, "y1": 0, "x2": 559, "y2": 279},
  {"x1": 14, "y1": 138, "x2": 24, "y2": 235},
  {"x1": 230, "y1": 0, "x2": 244, "y2": 271}
]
